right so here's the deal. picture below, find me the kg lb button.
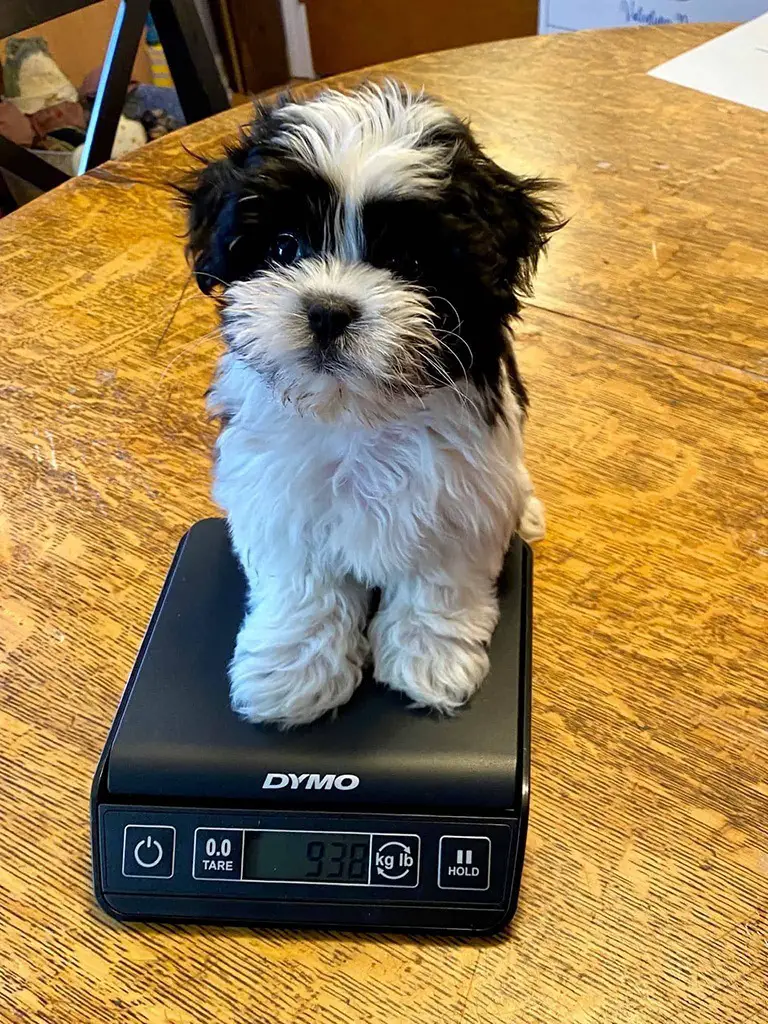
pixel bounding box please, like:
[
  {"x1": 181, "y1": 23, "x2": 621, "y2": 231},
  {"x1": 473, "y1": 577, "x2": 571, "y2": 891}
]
[
  {"x1": 371, "y1": 834, "x2": 420, "y2": 887},
  {"x1": 438, "y1": 835, "x2": 491, "y2": 890},
  {"x1": 122, "y1": 825, "x2": 176, "y2": 878}
]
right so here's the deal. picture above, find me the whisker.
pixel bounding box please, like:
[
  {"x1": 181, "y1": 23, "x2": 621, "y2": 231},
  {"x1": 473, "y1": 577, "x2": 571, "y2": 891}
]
[
  {"x1": 434, "y1": 327, "x2": 475, "y2": 372},
  {"x1": 194, "y1": 269, "x2": 233, "y2": 289},
  {"x1": 378, "y1": 357, "x2": 427, "y2": 409},
  {"x1": 431, "y1": 293, "x2": 475, "y2": 372},
  {"x1": 154, "y1": 272, "x2": 194, "y2": 354},
  {"x1": 420, "y1": 352, "x2": 480, "y2": 420},
  {"x1": 156, "y1": 332, "x2": 220, "y2": 389},
  {"x1": 432, "y1": 293, "x2": 463, "y2": 332}
]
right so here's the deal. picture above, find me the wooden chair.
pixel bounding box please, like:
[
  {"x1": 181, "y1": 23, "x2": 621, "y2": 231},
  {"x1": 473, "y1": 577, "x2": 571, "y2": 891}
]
[{"x1": 0, "y1": 0, "x2": 229, "y2": 193}]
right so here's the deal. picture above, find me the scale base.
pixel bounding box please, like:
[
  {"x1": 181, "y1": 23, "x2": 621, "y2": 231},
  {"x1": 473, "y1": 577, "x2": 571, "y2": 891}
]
[{"x1": 91, "y1": 519, "x2": 532, "y2": 934}]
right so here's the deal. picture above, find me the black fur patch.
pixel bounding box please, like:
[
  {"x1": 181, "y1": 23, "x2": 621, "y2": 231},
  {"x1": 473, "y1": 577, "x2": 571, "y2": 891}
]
[
  {"x1": 361, "y1": 113, "x2": 562, "y2": 419},
  {"x1": 179, "y1": 117, "x2": 335, "y2": 293}
]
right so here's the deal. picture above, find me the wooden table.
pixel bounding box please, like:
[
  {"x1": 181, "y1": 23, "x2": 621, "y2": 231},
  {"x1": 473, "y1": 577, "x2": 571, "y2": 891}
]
[{"x1": 1, "y1": 23, "x2": 766, "y2": 1024}]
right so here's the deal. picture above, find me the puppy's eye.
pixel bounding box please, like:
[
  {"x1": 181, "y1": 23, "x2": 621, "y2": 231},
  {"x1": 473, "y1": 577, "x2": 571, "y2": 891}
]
[
  {"x1": 387, "y1": 253, "x2": 420, "y2": 279},
  {"x1": 269, "y1": 232, "x2": 301, "y2": 264}
]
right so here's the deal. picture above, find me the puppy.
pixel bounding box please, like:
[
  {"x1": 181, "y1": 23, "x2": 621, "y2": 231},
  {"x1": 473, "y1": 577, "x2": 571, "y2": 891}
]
[{"x1": 184, "y1": 82, "x2": 559, "y2": 728}]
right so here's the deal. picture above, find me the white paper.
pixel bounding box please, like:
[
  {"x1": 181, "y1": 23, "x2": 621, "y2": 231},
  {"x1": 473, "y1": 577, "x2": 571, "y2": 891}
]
[{"x1": 648, "y1": 13, "x2": 768, "y2": 113}]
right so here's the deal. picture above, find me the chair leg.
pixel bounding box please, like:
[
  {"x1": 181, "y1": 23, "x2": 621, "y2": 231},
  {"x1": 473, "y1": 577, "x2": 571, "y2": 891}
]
[
  {"x1": 150, "y1": 0, "x2": 230, "y2": 124},
  {"x1": 78, "y1": 0, "x2": 151, "y2": 173},
  {"x1": 0, "y1": 136, "x2": 69, "y2": 192},
  {"x1": 0, "y1": 2, "x2": 103, "y2": 40}
]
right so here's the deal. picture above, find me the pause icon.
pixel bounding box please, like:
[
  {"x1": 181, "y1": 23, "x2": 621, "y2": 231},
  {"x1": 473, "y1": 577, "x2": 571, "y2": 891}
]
[{"x1": 456, "y1": 849, "x2": 473, "y2": 865}]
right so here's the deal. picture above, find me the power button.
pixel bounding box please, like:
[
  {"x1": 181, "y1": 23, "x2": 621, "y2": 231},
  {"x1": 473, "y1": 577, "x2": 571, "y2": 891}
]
[{"x1": 122, "y1": 825, "x2": 176, "y2": 878}]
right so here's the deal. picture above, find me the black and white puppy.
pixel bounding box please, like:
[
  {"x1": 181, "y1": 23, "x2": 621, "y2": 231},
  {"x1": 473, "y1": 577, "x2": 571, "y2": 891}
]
[{"x1": 184, "y1": 82, "x2": 560, "y2": 728}]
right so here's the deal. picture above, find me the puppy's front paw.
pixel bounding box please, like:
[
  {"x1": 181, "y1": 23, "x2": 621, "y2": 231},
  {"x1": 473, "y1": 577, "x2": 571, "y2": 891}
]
[
  {"x1": 518, "y1": 494, "x2": 546, "y2": 543},
  {"x1": 230, "y1": 649, "x2": 365, "y2": 729},
  {"x1": 370, "y1": 617, "x2": 490, "y2": 715},
  {"x1": 230, "y1": 591, "x2": 369, "y2": 728}
]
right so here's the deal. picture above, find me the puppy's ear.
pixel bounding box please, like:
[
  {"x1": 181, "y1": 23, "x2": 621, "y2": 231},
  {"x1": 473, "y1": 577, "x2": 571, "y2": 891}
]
[
  {"x1": 479, "y1": 158, "x2": 563, "y2": 297},
  {"x1": 450, "y1": 128, "x2": 564, "y2": 302},
  {"x1": 181, "y1": 155, "x2": 246, "y2": 295},
  {"x1": 180, "y1": 98, "x2": 291, "y2": 294}
]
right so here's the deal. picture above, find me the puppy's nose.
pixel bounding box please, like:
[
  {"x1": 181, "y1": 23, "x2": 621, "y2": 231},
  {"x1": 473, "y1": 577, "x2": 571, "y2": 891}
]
[{"x1": 306, "y1": 299, "x2": 357, "y2": 347}]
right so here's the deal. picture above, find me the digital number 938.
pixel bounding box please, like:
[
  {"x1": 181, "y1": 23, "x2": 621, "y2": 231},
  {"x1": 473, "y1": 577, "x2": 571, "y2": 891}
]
[{"x1": 305, "y1": 840, "x2": 368, "y2": 880}]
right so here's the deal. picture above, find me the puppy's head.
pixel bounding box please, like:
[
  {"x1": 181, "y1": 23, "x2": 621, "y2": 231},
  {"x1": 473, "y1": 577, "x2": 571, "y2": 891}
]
[{"x1": 184, "y1": 82, "x2": 561, "y2": 423}]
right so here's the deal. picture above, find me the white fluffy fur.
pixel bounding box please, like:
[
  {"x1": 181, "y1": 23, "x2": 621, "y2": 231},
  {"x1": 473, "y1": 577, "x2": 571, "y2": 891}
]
[
  {"x1": 272, "y1": 83, "x2": 454, "y2": 202},
  {"x1": 210, "y1": 355, "x2": 541, "y2": 727}
]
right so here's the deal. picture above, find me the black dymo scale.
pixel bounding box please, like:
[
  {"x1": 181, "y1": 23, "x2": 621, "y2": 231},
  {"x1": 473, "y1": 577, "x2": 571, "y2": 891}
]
[{"x1": 91, "y1": 518, "x2": 532, "y2": 934}]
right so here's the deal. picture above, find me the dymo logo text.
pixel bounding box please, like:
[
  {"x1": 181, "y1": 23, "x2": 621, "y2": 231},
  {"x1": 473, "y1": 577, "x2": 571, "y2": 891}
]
[{"x1": 262, "y1": 772, "x2": 360, "y2": 791}]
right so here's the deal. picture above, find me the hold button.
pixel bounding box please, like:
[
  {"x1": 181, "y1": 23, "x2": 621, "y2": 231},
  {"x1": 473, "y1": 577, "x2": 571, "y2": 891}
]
[{"x1": 438, "y1": 835, "x2": 491, "y2": 890}]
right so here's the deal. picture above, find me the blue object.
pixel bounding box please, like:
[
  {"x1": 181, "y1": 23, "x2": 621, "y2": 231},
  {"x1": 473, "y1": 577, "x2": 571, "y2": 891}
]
[
  {"x1": 130, "y1": 84, "x2": 186, "y2": 126},
  {"x1": 145, "y1": 13, "x2": 160, "y2": 46}
]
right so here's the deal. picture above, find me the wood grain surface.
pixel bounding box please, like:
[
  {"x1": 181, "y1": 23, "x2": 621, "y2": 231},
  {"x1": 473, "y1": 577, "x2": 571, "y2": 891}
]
[{"x1": 1, "y1": 22, "x2": 766, "y2": 1024}]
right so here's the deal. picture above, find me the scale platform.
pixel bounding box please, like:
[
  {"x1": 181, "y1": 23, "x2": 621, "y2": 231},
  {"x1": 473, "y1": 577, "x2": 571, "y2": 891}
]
[{"x1": 91, "y1": 518, "x2": 532, "y2": 934}]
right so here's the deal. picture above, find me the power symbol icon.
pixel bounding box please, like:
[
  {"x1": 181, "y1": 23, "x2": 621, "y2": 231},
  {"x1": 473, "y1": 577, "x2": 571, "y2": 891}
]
[
  {"x1": 122, "y1": 825, "x2": 175, "y2": 878},
  {"x1": 134, "y1": 835, "x2": 164, "y2": 869}
]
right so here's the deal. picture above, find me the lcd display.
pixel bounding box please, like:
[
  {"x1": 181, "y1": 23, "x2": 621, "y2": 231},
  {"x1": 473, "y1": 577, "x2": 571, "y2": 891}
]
[{"x1": 242, "y1": 831, "x2": 371, "y2": 883}]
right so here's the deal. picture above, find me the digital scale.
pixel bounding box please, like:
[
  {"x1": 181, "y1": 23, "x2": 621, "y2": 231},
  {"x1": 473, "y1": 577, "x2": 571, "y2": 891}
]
[{"x1": 91, "y1": 518, "x2": 532, "y2": 934}]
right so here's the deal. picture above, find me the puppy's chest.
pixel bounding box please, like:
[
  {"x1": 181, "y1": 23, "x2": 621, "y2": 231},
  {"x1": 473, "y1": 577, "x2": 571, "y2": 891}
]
[
  {"x1": 259, "y1": 419, "x2": 476, "y2": 535},
  {"x1": 319, "y1": 426, "x2": 451, "y2": 518},
  {"x1": 219, "y1": 404, "x2": 502, "y2": 578}
]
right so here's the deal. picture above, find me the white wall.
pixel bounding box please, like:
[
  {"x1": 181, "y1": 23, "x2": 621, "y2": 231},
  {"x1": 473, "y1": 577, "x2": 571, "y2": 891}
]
[
  {"x1": 539, "y1": 1, "x2": 768, "y2": 33},
  {"x1": 279, "y1": 0, "x2": 315, "y2": 78}
]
